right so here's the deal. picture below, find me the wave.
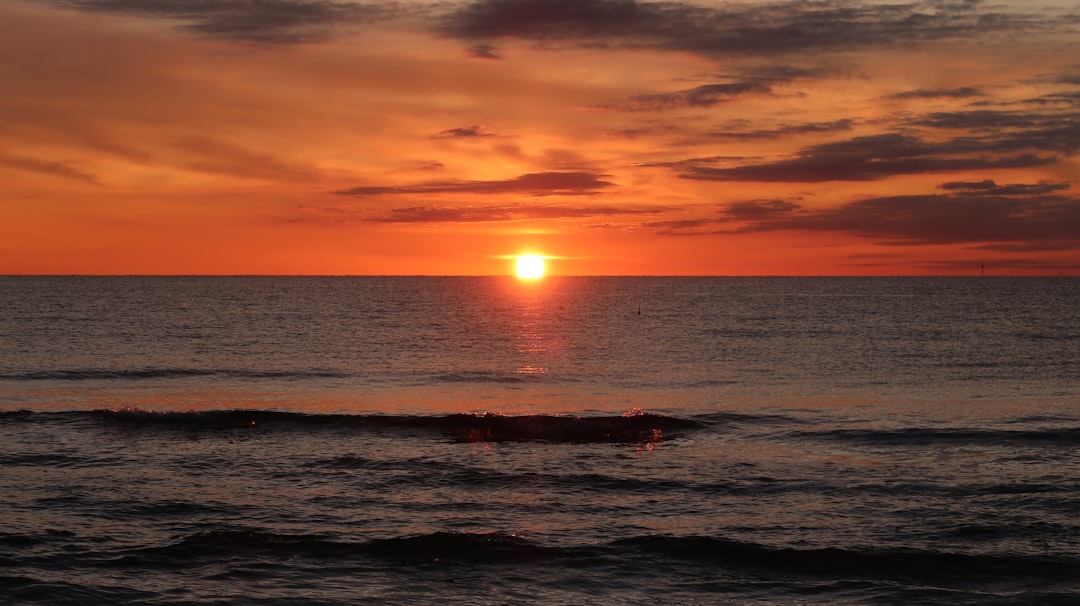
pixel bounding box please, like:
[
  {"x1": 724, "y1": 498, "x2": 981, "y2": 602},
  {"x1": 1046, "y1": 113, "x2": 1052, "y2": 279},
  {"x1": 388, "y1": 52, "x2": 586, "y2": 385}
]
[
  {"x1": 0, "y1": 368, "x2": 349, "y2": 381},
  {"x1": 83, "y1": 530, "x2": 561, "y2": 572},
  {"x1": 16, "y1": 528, "x2": 1078, "y2": 588},
  {"x1": 19, "y1": 409, "x2": 704, "y2": 444},
  {"x1": 431, "y1": 370, "x2": 544, "y2": 384},
  {"x1": 609, "y1": 535, "x2": 1080, "y2": 586},
  {"x1": 794, "y1": 427, "x2": 1080, "y2": 446}
]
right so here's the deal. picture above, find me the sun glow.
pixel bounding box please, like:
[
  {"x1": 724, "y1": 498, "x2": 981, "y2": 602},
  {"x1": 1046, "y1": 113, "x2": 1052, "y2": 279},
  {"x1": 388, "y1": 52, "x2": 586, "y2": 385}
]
[{"x1": 515, "y1": 255, "x2": 546, "y2": 279}]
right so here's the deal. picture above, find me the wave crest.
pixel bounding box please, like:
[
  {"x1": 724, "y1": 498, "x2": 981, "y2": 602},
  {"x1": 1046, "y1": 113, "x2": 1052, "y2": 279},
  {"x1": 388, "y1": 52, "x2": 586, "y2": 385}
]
[
  {"x1": 85, "y1": 409, "x2": 702, "y2": 444},
  {"x1": 0, "y1": 368, "x2": 348, "y2": 381}
]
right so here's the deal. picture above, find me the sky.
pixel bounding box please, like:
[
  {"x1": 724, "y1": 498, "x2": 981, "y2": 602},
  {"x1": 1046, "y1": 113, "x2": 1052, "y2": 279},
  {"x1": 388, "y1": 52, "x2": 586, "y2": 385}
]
[{"x1": 1, "y1": 0, "x2": 1078, "y2": 275}]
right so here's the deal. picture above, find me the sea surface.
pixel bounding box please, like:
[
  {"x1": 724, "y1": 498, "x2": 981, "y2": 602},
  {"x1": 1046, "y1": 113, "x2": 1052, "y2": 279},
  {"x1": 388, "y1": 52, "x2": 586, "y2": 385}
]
[{"x1": 1, "y1": 276, "x2": 1078, "y2": 605}]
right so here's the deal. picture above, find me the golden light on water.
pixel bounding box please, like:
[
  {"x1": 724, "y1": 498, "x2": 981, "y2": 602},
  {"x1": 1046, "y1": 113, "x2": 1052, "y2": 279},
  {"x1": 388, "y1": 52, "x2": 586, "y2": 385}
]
[{"x1": 515, "y1": 255, "x2": 546, "y2": 279}]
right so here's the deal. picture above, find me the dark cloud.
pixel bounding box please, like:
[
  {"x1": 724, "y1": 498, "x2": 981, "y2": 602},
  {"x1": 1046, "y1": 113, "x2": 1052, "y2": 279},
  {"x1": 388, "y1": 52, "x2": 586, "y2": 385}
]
[
  {"x1": 706, "y1": 119, "x2": 854, "y2": 141},
  {"x1": 45, "y1": 0, "x2": 1066, "y2": 53},
  {"x1": 442, "y1": 0, "x2": 1061, "y2": 57},
  {"x1": 48, "y1": 0, "x2": 397, "y2": 43},
  {"x1": 612, "y1": 82, "x2": 771, "y2": 111},
  {"x1": 334, "y1": 171, "x2": 617, "y2": 196},
  {"x1": 973, "y1": 241, "x2": 1080, "y2": 253},
  {"x1": 635, "y1": 155, "x2": 751, "y2": 169},
  {"x1": 664, "y1": 109, "x2": 1080, "y2": 183},
  {"x1": 938, "y1": 180, "x2": 1072, "y2": 196},
  {"x1": 0, "y1": 154, "x2": 100, "y2": 185},
  {"x1": 719, "y1": 193, "x2": 1080, "y2": 248},
  {"x1": 723, "y1": 199, "x2": 803, "y2": 220},
  {"x1": 433, "y1": 125, "x2": 496, "y2": 139},
  {"x1": 640, "y1": 217, "x2": 719, "y2": 234},
  {"x1": 602, "y1": 65, "x2": 827, "y2": 112},
  {"x1": 642, "y1": 199, "x2": 806, "y2": 236},
  {"x1": 467, "y1": 43, "x2": 503, "y2": 59},
  {"x1": 910, "y1": 110, "x2": 1048, "y2": 132},
  {"x1": 369, "y1": 203, "x2": 664, "y2": 223},
  {"x1": 888, "y1": 87, "x2": 985, "y2": 100},
  {"x1": 443, "y1": 0, "x2": 653, "y2": 40},
  {"x1": 1021, "y1": 92, "x2": 1080, "y2": 108},
  {"x1": 672, "y1": 133, "x2": 1057, "y2": 183},
  {"x1": 908, "y1": 111, "x2": 1080, "y2": 155},
  {"x1": 642, "y1": 187, "x2": 1080, "y2": 249}
]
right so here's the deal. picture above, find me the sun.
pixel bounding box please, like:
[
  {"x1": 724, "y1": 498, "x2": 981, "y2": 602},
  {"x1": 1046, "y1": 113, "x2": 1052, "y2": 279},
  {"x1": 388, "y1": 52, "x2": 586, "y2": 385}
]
[{"x1": 515, "y1": 255, "x2": 546, "y2": 279}]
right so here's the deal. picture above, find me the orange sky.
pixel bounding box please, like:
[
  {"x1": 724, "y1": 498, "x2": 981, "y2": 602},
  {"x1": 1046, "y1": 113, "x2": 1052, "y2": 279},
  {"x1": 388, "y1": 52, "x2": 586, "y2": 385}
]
[{"x1": 2, "y1": 0, "x2": 1078, "y2": 275}]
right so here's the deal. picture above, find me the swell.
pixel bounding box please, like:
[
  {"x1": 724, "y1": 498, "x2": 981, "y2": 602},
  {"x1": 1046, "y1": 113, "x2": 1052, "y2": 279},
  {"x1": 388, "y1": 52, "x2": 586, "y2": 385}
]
[
  {"x1": 7, "y1": 409, "x2": 704, "y2": 444},
  {"x1": 10, "y1": 529, "x2": 1078, "y2": 588},
  {"x1": 0, "y1": 368, "x2": 348, "y2": 381},
  {"x1": 611, "y1": 535, "x2": 1080, "y2": 586},
  {"x1": 793, "y1": 427, "x2": 1080, "y2": 446}
]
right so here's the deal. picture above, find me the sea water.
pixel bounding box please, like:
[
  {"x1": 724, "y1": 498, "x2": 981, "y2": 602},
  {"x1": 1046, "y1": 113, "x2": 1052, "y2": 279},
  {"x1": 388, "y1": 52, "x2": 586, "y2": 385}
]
[{"x1": 1, "y1": 276, "x2": 1078, "y2": 604}]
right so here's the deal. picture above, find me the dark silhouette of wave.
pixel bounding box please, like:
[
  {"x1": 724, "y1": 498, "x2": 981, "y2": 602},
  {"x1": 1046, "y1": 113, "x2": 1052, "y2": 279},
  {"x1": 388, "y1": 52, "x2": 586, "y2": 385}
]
[
  {"x1": 12, "y1": 528, "x2": 1076, "y2": 590},
  {"x1": 794, "y1": 426, "x2": 1080, "y2": 446},
  {"x1": 38, "y1": 409, "x2": 705, "y2": 444},
  {"x1": 0, "y1": 368, "x2": 349, "y2": 381}
]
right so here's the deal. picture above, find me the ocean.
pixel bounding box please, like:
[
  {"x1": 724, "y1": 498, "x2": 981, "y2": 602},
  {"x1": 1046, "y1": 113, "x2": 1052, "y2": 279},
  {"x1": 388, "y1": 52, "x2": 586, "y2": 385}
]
[{"x1": 1, "y1": 276, "x2": 1078, "y2": 605}]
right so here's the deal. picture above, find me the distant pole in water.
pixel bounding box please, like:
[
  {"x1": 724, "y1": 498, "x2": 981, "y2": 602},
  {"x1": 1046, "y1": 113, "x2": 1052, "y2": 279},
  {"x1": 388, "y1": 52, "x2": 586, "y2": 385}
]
[
  {"x1": 637, "y1": 305, "x2": 641, "y2": 315},
  {"x1": 981, "y1": 263, "x2": 985, "y2": 277}
]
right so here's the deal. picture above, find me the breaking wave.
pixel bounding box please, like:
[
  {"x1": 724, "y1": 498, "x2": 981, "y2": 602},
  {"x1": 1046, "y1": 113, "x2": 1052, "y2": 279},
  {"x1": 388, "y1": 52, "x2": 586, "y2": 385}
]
[{"x1": 6, "y1": 408, "x2": 704, "y2": 444}]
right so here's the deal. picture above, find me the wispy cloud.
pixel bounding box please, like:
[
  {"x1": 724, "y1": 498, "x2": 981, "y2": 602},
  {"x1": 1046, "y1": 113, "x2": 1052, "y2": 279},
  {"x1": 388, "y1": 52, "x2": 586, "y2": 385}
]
[
  {"x1": 887, "y1": 87, "x2": 986, "y2": 100},
  {"x1": 670, "y1": 133, "x2": 1058, "y2": 183},
  {"x1": 705, "y1": 119, "x2": 855, "y2": 141},
  {"x1": 938, "y1": 180, "x2": 1071, "y2": 196},
  {"x1": 334, "y1": 171, "x2": 617, "y2": 196},
  {"x1": 432, "y1": 125, "x2": 496, "y2": 139},
  {"x1": 47, "y1": 0, "x2": 402, "y2": 43},
  {"x1": 368, "y1": 203, "x2": 664, "y2": 223},
  {"x1": 0, "y1": 154, "x2": 100, "y2": 185},
  {"x1": 38, "y1": 0, "x2": 1076, "y2": 55},
  {"x1": 467, "y1": 43, "x2": 503, "y2": 59},
  {"x1": 717, "y1": 192, "x2": 1080, "y2": 249},
  {"x1": 611, "y1": 81, "x2": 771, "y2": 111},
  {"x1": 442, "y1": 0, "x2": 1065, "y2": 57}
]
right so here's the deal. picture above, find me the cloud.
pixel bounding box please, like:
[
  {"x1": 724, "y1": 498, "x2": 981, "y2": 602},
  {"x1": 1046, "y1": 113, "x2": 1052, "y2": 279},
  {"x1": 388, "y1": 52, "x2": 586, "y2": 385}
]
[
  {"x1": 45, "y1": 0, "x2": 399, "y2": 43},
  {"x1": 723, "y1": 199, "x2": 803, "y2": 221},
  {"x1": 0, "y1": 154, "x2": 100, "y2": 185},
  {"x1": 888, "y1": 87, "x2": 986, "y2": 100},
  {"x1": 909, "y1": 111, "x2": 1080, "y2": 154},
  {"x1": 443, "y1": 0, "x2": 653, "y2": 40},
  {"x1": 1023, "y1": 92, "x2": 1080, "y2": 108},
  {"x1": 706, "y1": 119, "x2": 855, "y2": 141},
  {"x1": 334, "y1": 171, "x2": 617, "y2": 196},
  {"x1": 170, "y1": 136, "x2": 323, "y2": 182},
  {"x1": 606, "y1": 81, "x2": 771, "y2": 112},
  {"x1": 671, "y1": 133, "x2": 1057, "y2": 183},
  {"x1": 910, "y1": 110, "x2": 1048, "y2": 132},
  {"x1": 432, "y1": 125, "x2": 496, "y2": 139},
  {"x1": 441, "y1": 0, "x2": 1063, "y2": 57},
  {"x1": 600, "y1": 64, "x2": 830, "y2": 112},
  {"x1": 467, "y1": 43, "x2": 503, "y2": 59},
  {"x1": 717, "y1": 193, "x2": 1080, "y2": 248},
  {"x1": 42, "y1": 0, "x2": 1069, "y2": 56},
  {"x1": 642, "y1": 186, "x2": 1080, "y2": 249},
  {"x1": 368, "y1": 203, "x2": 664, "y2": 223},
  {"x1": 938, "y1": 180, "x2": 1072, "y2": 196}
]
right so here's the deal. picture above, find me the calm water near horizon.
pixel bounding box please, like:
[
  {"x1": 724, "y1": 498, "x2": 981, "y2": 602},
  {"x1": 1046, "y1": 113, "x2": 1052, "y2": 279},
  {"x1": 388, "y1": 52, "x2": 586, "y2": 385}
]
[{"x1": 2, "y1": 276, "x2": 1078, "y2": 604}]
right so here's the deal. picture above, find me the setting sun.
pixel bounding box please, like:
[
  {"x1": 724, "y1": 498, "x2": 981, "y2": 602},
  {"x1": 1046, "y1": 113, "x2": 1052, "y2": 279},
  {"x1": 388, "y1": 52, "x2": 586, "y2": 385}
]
[{"x1": 515, "y1": 255, "x2": 546, "y2": 279}]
